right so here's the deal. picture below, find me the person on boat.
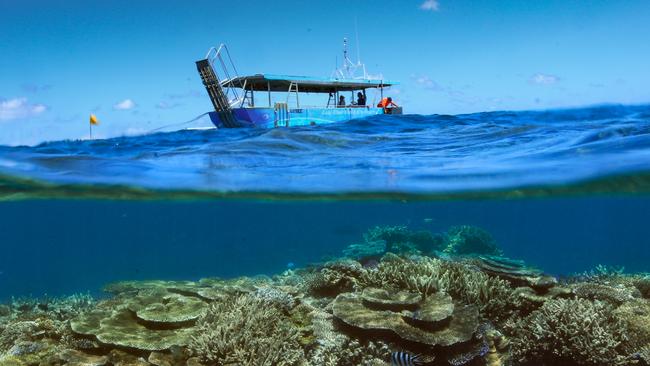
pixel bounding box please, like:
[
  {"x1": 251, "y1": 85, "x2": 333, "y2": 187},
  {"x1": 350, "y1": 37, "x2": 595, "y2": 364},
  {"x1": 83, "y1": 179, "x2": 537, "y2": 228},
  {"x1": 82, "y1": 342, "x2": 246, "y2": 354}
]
[
  {"x1": 338, "y1": 95, "x2": 346, "y2": 107},
  {"x1": 377, "y1": 97, "x2": 398, "y2": 112},
  {"x1": 357, "y1": 92, "x2": 366, "y2": 106}
]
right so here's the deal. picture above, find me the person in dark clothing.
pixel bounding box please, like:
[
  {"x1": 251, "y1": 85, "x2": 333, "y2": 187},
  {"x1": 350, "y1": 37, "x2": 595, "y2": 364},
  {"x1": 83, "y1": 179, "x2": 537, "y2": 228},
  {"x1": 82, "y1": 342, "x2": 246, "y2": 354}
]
[
  {"x1": 356, "y1": 92, "x2": 366, "y2": 106},
  {"x1": 338, "y1": 95, "x2": 346, "y2": 107}
]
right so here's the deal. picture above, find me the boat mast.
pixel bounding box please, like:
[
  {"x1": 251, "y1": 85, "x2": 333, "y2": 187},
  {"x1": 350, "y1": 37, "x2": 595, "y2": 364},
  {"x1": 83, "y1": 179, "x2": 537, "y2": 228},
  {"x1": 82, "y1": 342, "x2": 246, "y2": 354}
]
[{"x1": 343, "y1": 37, "x2": 350, "y2": 78}]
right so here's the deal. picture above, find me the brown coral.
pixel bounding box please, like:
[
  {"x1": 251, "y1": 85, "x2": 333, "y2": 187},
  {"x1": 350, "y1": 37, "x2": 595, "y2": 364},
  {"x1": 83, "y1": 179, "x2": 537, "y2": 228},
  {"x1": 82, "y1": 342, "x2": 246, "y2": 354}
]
[
  {"x1": 188, "y1": 294, "x2": 304, "y2": 365},
  {"x1": 332, "y1": 290, "x2": 478, "y2": 347},
  {"x1": 508, "y1": 298, "x2": 632, "y2": 365}
]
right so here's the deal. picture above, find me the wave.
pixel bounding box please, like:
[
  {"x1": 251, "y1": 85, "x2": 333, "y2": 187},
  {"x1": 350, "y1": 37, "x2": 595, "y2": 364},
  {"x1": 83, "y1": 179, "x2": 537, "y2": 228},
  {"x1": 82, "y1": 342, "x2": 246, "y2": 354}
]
[{"x1": 1, "y1": 104, "x2": 649, "y2": 199}]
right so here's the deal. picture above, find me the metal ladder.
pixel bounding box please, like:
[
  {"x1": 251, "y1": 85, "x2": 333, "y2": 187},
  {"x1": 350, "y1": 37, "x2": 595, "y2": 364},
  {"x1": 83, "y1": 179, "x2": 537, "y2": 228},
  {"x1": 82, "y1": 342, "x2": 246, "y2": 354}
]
[
  {"x1": 196, "y1": 44, "x2": 243, "y2": 128},
  {"x1": 196, "y1": 59, "x2": 237, "y2": 127}
]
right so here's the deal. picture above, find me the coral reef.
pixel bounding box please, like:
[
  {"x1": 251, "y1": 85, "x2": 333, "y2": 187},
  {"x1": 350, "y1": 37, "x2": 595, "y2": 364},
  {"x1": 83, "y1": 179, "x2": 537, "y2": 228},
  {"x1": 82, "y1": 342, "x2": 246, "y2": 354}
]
[
  {"x1": 614, "y1": 298, "x2": 650, "y2": 357},
  {"x1": 443, "y1": 225, "x2": 502, "y2": 256},
  {"x1": 573, "y1": 281, "x2": 639, "y2": 305},
  {"x1": 473, "y1": 255, "x2": 557, "y2": 290},
  {"x1": 332, "y1": 291, "x2": 476, "y2": 347},
  {"x1": 358, "y1": 254, "x2": 513, "y2": 321},
  {"x1": 507, "y1": 298, "x2": 632, "y2": 365},
  {"x1": 188, "y1": 293, "x2": 304, "y2": 365},
  {"x1": 0, "y1": 224, "x2": 648, "y2": 366},
  {"x1": 342, "y1": 225, "x2": 446, "y2": 262},
  {"x1": 303, "y1": 259, "x2": 367, "y2": 297},
  {"x1": 634, "y1": 276, "x2": 650, "y2": 299}
]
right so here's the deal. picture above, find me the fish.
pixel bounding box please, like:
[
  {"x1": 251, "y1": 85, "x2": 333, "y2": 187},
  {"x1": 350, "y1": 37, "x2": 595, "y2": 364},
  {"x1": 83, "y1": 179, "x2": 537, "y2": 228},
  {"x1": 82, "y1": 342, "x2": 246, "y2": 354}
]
[{"x1": 391, "y1": 351, "x2": 425, "y2": 366}]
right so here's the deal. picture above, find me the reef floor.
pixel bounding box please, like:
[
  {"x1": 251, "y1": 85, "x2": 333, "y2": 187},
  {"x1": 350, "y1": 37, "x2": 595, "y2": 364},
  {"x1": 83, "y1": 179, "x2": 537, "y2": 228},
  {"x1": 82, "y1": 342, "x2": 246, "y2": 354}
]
[{"x1": 1, "y1": 225, "x2": 649, "y2": 366}]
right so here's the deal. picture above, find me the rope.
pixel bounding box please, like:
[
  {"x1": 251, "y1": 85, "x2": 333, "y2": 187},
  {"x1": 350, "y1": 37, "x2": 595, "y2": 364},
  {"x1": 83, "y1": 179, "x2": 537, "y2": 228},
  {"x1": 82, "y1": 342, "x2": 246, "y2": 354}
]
[{"x1": 147, "y1": 112, "x2": 211, "y2": 133}]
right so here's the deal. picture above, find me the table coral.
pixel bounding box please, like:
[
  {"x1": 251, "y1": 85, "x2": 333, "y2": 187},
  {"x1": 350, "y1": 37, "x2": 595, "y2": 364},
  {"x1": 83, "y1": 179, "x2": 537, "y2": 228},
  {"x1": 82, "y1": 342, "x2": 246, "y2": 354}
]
[{"x1": 333, "y1": 292, "x2": 473, "y2": 348}]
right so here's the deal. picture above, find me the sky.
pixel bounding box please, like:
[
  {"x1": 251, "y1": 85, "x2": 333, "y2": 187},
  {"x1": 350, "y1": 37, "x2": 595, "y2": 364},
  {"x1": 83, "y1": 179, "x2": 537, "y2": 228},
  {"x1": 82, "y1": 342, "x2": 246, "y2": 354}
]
[{"x1": 1, "y1": 0, "x2": 649, "y2": 145}]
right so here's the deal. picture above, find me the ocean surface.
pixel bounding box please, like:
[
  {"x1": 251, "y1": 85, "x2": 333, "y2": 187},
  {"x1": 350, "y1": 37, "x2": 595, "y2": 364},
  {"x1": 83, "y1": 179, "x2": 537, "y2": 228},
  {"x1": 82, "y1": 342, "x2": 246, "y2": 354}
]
[{"x1": 1, "y1": 104, "x2": 649, "y2": 300}]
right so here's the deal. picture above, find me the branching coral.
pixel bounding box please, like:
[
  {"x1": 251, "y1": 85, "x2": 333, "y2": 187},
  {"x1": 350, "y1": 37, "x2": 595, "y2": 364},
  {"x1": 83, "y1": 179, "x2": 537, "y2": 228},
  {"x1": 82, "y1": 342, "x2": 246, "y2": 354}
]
[
  {"x1": 0, "y1": 321, "x2": 40, "y2": 353},
  {"x1": 307, "y1": 308, "x2": 389, "y2": 366},
  {"x1": 435, "y1": 261, "x2": 513, "y2": 321},
  {"x1": 253, "y1": 286, "x2": 297, "y2": 312},
  {"x1": 508, "y1": 298, "x2": 632, "y2": 365},
  {"x1": 0, "y1": 294, "x2": 98, "y2": 365},
  {"x1": 189, "y1": 294, "x2": 304, "y2": 365},
  {"x1": 304, "y1": 259, "x2": 367, "y2": 297},
  {"x1": 637, "y1": 345, "x2": 650, "y2": 366},
  {"x1": 9, "y1": 293, "x2": 95, "y2": 322},
  {"x1": 614, "y1": 299, "x2": 650, "y2": 358},
  {"x1": 359, "y1": 254, "x2": 441, "y2": 296},
  {"x1": 360, "y1": 254, "x2": 512, "y2": 320}
]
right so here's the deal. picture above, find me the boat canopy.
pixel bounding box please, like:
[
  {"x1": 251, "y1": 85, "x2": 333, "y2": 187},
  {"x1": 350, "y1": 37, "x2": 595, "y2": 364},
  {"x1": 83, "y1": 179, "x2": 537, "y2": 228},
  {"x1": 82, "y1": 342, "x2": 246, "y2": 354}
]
[{"x1": 222, "y1": 74, "x2": 398, "y2": 93}]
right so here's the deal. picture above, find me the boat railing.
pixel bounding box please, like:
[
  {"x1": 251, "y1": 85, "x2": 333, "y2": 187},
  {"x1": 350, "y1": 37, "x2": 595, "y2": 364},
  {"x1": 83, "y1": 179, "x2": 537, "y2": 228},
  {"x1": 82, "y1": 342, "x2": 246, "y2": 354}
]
[
  {"x1": 239, "y1": 104, "x2": 378, "y2": 110},
  {"x1": 205, "y1": 44, "x2": 245, "y2": 107}
]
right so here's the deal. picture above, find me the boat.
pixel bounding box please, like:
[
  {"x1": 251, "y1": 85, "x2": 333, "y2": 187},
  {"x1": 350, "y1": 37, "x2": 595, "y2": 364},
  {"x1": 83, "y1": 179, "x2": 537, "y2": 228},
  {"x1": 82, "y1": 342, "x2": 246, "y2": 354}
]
[{"x1": 195, "y1": 41, "x2": 401, "y2": 128}]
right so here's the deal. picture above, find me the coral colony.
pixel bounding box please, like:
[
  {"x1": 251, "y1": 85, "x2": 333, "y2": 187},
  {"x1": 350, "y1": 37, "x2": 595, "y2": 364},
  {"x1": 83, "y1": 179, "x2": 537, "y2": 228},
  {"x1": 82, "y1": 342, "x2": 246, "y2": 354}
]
[{"x1": 1, "y1": 225, "x2": 649, "y2": 366}]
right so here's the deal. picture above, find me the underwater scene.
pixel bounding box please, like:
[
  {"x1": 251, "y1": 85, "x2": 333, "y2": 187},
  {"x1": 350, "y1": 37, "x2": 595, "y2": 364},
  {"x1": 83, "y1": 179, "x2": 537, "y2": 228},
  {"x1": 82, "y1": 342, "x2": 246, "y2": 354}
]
[{"x1": 1, "y1": 106, "x2": 650, "y2": 366}]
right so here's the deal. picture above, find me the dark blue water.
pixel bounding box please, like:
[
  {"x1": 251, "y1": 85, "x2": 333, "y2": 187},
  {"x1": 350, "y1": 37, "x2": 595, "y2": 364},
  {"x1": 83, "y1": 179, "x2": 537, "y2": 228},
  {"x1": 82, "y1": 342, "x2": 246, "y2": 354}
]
[
  {"x1": 1, "y1": 104, "x2": 649, "y2": 300},
  {"x1": 1, "y1": 197, "x2": 649, "y2": 300}
]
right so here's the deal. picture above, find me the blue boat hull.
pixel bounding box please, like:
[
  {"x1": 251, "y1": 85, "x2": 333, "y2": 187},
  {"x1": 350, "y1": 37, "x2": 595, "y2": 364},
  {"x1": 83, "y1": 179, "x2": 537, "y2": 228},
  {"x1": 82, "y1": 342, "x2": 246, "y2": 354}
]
[{"x1": 208, "y1": 107, "x2": 399, "y2": 128}]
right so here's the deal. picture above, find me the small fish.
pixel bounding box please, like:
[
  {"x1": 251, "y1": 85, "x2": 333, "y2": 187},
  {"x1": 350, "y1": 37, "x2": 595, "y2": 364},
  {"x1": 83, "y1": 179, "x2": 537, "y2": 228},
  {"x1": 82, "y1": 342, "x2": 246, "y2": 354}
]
[
  {"x1": 423, "y1": 218, "x2": 434, "y2": 223},
  {"x1": 286, "y1": 262, "x2": 295, "y2": 269},
  {"x1": 391, "y1": 351, "x2": 424, "y2": 366}
]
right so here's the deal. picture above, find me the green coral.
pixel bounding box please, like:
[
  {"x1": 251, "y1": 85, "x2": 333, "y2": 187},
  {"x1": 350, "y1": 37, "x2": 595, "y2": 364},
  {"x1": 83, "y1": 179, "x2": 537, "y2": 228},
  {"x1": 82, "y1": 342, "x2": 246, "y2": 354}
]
[
  {"x1": 443, "y1": 225, "x2": 502, "y2": 256},
  {"x1": 188, "y1": 294, "x2": 304, "y2": 365},
  {"x1": 508, "y1": 298, "x2": 632, "y2": 365},
  {"x1": 342, "y1": 225, "x2": 446, "y2": 261}
]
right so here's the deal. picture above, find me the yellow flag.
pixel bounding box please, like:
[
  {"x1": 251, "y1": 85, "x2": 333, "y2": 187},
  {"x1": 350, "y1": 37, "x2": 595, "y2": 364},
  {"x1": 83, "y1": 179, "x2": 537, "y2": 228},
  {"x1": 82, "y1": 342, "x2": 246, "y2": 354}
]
[{"x1": 89, "y1": 114, "x2": 99, "y2": 125}]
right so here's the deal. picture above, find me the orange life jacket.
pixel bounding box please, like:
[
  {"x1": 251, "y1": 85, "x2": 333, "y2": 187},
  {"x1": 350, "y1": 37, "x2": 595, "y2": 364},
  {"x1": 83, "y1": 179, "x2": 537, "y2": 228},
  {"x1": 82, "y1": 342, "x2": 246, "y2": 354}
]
[{"x1": 378, "y1": 98, "x2": 397, "y2": 108}]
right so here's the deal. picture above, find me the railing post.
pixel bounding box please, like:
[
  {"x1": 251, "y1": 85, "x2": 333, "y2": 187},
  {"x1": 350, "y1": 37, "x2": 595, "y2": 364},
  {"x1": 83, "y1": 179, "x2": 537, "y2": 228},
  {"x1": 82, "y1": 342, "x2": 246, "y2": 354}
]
[{"x1": 251, "y1": 83, "x2": 255, "y2": 107}]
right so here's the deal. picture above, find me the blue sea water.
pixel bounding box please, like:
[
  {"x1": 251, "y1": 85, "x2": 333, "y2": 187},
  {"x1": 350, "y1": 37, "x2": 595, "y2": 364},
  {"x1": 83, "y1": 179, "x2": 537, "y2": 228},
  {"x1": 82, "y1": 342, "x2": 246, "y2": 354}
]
[{"x1": 0, "y1": 104, "x2": 649, "y2": 300}]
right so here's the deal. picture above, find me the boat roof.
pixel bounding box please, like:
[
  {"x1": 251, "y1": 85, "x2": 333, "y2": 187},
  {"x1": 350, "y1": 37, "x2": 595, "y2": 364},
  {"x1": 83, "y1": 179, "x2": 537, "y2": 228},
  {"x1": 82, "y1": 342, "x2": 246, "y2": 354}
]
[{"x1": 222, "y1": 74, "x2": 398, "y2": 93}]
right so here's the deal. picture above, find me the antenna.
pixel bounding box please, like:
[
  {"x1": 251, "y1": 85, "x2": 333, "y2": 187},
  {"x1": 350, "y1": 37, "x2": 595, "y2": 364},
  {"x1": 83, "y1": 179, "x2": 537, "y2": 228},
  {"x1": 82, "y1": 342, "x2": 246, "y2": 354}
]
[
  {"x1": 343, "y1": 37, "x2": 347, "y2": 75},
  {"x1": 354, "y1": 17, "x2": 361, "y2": 63},
  {"x1": 331, "y1": 35, "x2": 373, "y2": 81}
]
